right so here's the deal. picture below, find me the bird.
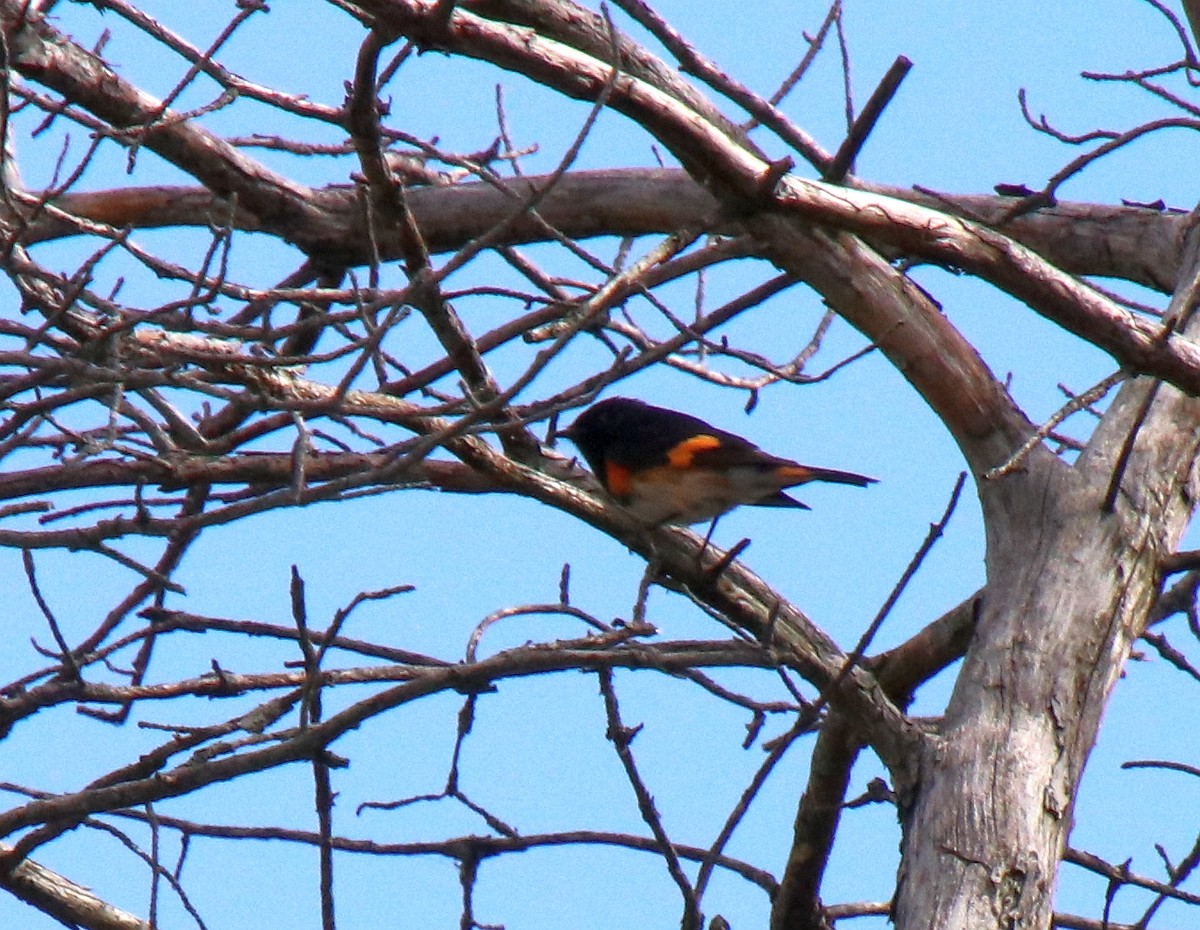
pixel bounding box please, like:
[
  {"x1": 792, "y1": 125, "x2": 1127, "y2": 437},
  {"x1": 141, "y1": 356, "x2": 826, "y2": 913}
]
[{"x1": 557, "y1": 396, "x2": 876, "y2": 526}]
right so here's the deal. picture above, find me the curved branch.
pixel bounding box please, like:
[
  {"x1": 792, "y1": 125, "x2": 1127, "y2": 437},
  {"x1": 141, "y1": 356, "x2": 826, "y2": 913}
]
[
  {"x1": 771, "y1": 177, "x2": 1200, "y2": 398},
  {"x1": 0, "y1": 844, "x2": 147, "y2": 930},
  {"x1": 0, "y1": 630, "x2": 784, "y2": 841},
  {"x1": 341, "y1": 1, "x2": 1199, "y2": 465},
  {"x1": 0, "y1": 452, "x2": 500, "y2": 502},
  {"x1": 1, "y1": 3, "x2": 332, "y2": 244},
  {"x1": 771, "y1": 595, "x2": 979, "y2": 930},
  {"x1": 31, "y1": 171, "x2": 1186, "y2": 294},
  {"x1": 467, "y1": 0, "x2": 763, "y2": 159},
  {"x1": 748, "y1": 215, "x2": 1034, "y2": 467}
]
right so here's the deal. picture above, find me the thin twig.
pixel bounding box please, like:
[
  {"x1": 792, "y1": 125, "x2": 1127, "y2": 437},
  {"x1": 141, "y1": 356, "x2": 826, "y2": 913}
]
[
  {"x1": 597, "y1": 668, "x2": 701, "y2": 930},
  {"x1": 825, "y1": 55, "x2": 912, "y2": 182},
  {"x1": 814, "y1": 471, "x2": 967, "y2": 714},
  {"x1": 987, "y1": 371, "x2": 1125, "y2": 480}
]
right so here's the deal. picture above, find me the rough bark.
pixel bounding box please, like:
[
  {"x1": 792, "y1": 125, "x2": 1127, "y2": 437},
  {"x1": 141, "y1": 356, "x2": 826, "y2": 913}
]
[
  {"x1": 2, "y1": 3, "x2": 1198, "y2": 928},
  {"x1": 30, "y1": 172, "x2": 1186, "y2": 294},
  {"x1": 892, "y1": 233, "x2": 1200, "y2": 929}
]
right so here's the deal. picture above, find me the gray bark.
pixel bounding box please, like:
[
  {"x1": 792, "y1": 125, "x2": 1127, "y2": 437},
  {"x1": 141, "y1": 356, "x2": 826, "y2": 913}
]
[{"x1": 892, "y1": 229, "x2": 1200, "y2": 929}]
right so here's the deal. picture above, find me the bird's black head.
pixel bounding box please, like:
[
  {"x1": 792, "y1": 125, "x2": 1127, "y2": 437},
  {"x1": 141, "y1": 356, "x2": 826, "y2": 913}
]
[
  {"x1": 559, "y1": 396, "x2": 717, "y2": 475},
  {"x1": 557, "y1": 397, "x2": 649, "y2": 474}
]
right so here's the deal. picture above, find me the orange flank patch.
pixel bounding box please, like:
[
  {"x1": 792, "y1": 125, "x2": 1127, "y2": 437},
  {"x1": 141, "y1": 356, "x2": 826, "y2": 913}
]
[
  {"x1": 665, "y1": 434, "x2": 723, "y2": 468},
  {"x1": 604, "y1": 461, "x2": 634, "y2": 497}
]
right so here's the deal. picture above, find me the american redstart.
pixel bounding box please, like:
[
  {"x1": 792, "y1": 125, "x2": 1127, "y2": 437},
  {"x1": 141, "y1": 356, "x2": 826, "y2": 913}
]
[{"x1": 557, "y1": 396, "x2": 876, "y2": 525}]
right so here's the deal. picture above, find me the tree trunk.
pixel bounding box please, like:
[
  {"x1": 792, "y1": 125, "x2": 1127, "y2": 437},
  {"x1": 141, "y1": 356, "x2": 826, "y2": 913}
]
[{"x1": 894, "y1": 368, "x2": 1200, "y2": 927}]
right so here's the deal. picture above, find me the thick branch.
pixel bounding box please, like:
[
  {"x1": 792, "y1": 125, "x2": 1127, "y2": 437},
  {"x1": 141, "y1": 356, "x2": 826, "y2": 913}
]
[
  {"x1": 772, "y1": 177, "x2": 1200, "y2": 396},
  {"x1": 747, "y1": 215, "x2": 1033, "y2": 470},
  {"x1": 892, "y1": 223, "x2": 1200, "y2": 930},
  {"x1": 13, "y1": 0, "x2": 1198, "y2": 407},
  {"x1": 1, "y1": 3, "x2": 334, "y2": 248},
  {"x1": 0, "y1": 845, "x2": 148, "y2": 930},
  {"x1": 0, "y1": 453, "x2": 497, "y2": 502},
  {"x1": 343, "y1": 0, "x2": 1200, "y2": 462},
  {"x1": 32, "y1": 172, "x2": 1185, "y2": 294},
  {"x1": 772, "y1": 594, "x2": 979, "y2": 930}
]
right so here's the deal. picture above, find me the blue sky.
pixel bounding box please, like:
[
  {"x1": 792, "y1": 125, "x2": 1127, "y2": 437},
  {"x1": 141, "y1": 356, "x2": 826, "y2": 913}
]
[{"x1": 2, "y1": 1, "x2": 1199, "y2": 928}]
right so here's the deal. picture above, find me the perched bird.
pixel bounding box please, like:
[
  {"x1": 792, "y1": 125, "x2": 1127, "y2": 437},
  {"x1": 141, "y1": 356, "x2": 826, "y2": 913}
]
[{"x1": 558, "y1": 396, "x2": 876, "y2": 526}]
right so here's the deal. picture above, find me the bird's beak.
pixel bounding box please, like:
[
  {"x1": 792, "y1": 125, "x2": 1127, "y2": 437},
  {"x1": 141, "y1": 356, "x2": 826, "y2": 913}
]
[{"x1": 550, "y1": 422, "x2": 577, "y2": 444}]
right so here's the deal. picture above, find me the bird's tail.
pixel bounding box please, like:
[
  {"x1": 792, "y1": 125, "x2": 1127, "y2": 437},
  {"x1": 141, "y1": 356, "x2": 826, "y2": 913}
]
[{"x1": 780, "y1": 464, "x2": 877, "y2": 488}]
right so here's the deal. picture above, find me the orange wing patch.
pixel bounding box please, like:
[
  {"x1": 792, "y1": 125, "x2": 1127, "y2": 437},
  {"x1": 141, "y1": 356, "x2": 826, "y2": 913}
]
[{"x1": 665, "y1": 434, "x2": 724, "y2": 469}]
